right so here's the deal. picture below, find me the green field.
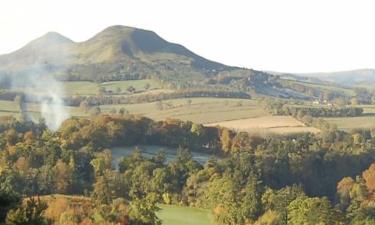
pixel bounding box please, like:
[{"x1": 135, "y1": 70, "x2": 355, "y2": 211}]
[
  {"x1": 0, "y1": 100, "x2": 85, "y2": 119},
  {"x1": 0, "y1": 97, "x2": 267, "y2": 124},
  {"x1": 158, "y1": 204, "x2": 212, "y2": 225},
  {"x1": 324, "y1": 105, "x2": 375, "y2": 131},
  {"x1": 100, "y1": 79, "x2": 161, "y2": 92},
  {"x1": 100, "y1": 97, "x2": 267, "y2": 124},
  {"x1": 62, "y1": 79, "x2": 162, "y2": 96},
  {"x1": 63, "y1": 81, "x2": 99, "y2": 96},
  {"x1": 325, "y1": 116, "x2": 375, "y2": 131}
]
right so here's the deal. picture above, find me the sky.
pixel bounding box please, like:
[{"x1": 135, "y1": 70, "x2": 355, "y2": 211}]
[{"x1": 0, "y1": 0, "x2": 375, "y2": 73}]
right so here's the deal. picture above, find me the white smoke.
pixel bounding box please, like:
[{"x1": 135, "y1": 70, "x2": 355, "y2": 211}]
[
  {"x1": 10, "y1": 71, "x2": 69, "y2": 131},
  {"x1": 38, "y1": 78, "x2": 69, "y2": 131}
]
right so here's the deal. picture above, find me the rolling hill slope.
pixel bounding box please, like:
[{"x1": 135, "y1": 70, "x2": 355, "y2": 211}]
[{"x1": 0, "y1": 25, "x2": 233, "y2": 82}]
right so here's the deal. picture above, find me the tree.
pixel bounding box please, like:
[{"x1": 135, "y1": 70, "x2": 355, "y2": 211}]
[
  {"x1": 90, "y1": 106, "x2": 101, "y2": 116},
  {"x1": 144, "y1": 83, "x2": 151, "y2": 90},
  {"x1": 220, "y1": 128, "x2": 232, "y2": 153},
  {"x1": 191, "y1": 123, "x2": 205, "y2": 137},
  {"x1": 119, "y1": 107, "x2": 128, "y2": 116},
  {"x1": 53, "y1": 160, "x2": 73, "y2": 194},
  {"x1": 240, "y1": 175, "x2": 263, "y2": 222},
  {"x1": 91, "y1": 175, "x2": 113, "y2": 205},
  {"x1": 14, "y1": 94, "x2": 27, "y2": 121},
  {"x1": 98, "y1": 87, "x2": 106, "y2": 95},
  {"x1": 262, "y1": 185, "x2": 305, "y2": 224},
  {"x1": 254, "y1": 210, "x2": 282, "y2": 225},
  {"x1": 79, "y1": 100, "x2": 90, "y2": 113},
  {"x1": 5, "y1": 197, "x2": 48, "y2": 225},
  {"x1": 287, "y1": 196, "x2": 339, "y2": 225},
  {"x1": 0, "y1": 181, "x2": 20, "y2": 222},
  {"x1": 127, "y1": 85, "x2": 136, "y2": 93},
  {"x1": 362, "y1": 163, "x2": 375, "y2": 193},
  {"x1": 336, "y1": 177, "x2": 355, "y2": 211},
  {"x1": 129, "y1": 194, "x2": 161, "y2": 225}
]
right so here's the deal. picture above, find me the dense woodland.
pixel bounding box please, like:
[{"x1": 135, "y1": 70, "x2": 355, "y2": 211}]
[{"x1": 0, "y1": 115, "x2": 374, "y2": 224}]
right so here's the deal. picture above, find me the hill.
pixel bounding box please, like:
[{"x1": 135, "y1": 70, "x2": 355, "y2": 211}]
[
  {"x1": 0, "y1": 25, "x2": 358, "y2": 100},
  {"x1": 294, "y1": 69, "x2": 375, "y2": 87},
  {"x1": 0, "y1": 25, "x2": 233, "y2": 83}
]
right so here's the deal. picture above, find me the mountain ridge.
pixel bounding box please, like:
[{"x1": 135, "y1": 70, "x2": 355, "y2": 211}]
[{"x1": 0, "y1": 25, "x2": 233, "y2": 80}]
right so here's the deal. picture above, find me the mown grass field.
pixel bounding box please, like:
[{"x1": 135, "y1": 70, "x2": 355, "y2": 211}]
[
  {"x1": 0, "y1": 100, "x2": 85, "y2": 119},
  {"x1": 206, "y1": 115, "x2": 320, "y2": 134},
  {"x1": 324, "y1": 105, "x2": 375, "y2": 131},
  {"x1": 157, "y1": 204, "x2": 212, "y2": 225},
  {"x1": 325, "y1": 116, "x2": 375, "y2": 131},
  {"x1": 100, "y1": 98, "x2": 267, "y2": 124}
]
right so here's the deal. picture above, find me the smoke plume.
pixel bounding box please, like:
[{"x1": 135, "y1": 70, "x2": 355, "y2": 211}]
[{"x1": 9, "y1": 70, "x2": 69, "y2": 131}]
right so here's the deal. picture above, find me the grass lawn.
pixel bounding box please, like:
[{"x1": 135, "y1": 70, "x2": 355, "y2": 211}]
[{"x1": 158, "y1": 204, "x2": 212, "y2": 225}]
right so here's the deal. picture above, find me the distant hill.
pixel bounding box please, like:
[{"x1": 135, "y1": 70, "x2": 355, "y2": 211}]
[
  {"x1": 0, "y1": 25, "x2": 357, "y2": 100},
  {"x1": 0, "y1": 25, "x2": 233, "y2": 82},
  {"x1": 294, "y1": 69, "x2": 375, "y2": 87}
]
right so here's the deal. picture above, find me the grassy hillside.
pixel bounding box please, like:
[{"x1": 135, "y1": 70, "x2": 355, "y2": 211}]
[
  {"x1": 0, "y1": 25, "x2": 232, "y2": 83},
  {"x1": 295, "y1": 69, "x2": 375, "y2": 86}
]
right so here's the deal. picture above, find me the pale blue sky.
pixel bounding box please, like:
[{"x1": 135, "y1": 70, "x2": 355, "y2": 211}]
[{"x1": 1, "y1": 0, "x2": 374, "y2": 72}]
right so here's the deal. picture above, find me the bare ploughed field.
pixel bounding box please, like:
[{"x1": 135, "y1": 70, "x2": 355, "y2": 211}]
[{"x1": 205, "y1": 116, "x2": 320, "y2": 134}]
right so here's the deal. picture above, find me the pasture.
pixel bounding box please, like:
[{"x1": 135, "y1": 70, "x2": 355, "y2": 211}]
[
  {"x1": 0, "y1": 96, "x2": 324, "y2": 135},
  {"x1": 63, "y1": 79, "x2": 162, "y2": 96},
  {"x1": 324, "y1": 104, "x2": 375, "y2": 131},
  {"x1": 100, "y1": 98, "x2": 266, "y2": 124},
  {"x1": 157, "y1": 204, "x2": 212, "y2": 225},
  {"x1": 206, "y1": 116, "x2": 320, "y2": 134},
  {"x1": 325, "y1": 116, "x2": 375, "y2": 131}
]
